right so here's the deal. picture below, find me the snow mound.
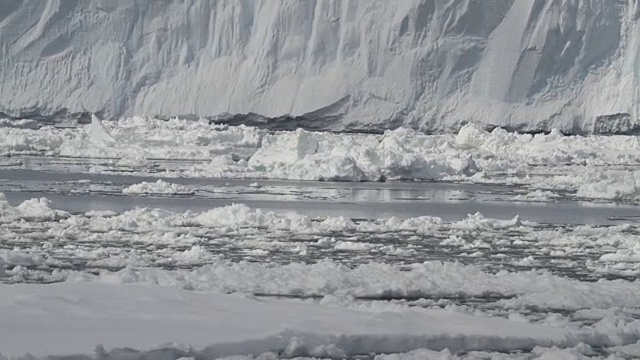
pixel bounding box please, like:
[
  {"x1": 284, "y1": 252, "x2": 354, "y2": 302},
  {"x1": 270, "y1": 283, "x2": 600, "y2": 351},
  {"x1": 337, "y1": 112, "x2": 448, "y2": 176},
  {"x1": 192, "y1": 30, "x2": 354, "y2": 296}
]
[
  {"x1": 0, "y1": 1, "x2": 638, "y2": 132},
  {"x1": 122, "y1": 180, "x2": 194, "y2": 195}
]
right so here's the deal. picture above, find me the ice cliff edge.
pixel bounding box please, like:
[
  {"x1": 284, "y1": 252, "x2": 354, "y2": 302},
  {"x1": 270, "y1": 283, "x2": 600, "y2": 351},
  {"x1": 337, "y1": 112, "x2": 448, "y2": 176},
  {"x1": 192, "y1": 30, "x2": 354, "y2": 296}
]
[{"x1": 0, "y1": 0, "x2": 638, "y2": 133}]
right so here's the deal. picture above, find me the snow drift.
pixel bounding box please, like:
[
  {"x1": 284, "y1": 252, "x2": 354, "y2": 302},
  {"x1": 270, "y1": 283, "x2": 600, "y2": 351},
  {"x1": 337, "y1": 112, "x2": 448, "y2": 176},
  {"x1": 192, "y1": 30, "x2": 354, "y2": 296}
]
[{"x1": 0, "y1": 0, "x2": 638, "y2": 133}]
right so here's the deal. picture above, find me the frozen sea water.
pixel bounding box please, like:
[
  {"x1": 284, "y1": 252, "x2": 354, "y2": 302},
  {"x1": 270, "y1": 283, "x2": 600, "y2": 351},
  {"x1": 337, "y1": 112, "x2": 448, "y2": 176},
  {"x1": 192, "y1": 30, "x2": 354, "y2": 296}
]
[
  {"x1": 3, "y1": 121, "x2": 640, "y2": 359},
  {"x1": 3, "y1": 165, "x2": 640, "y2": 284},
  {"x1": 2, "y1": 168, "x2": 640, "y2": 225}
]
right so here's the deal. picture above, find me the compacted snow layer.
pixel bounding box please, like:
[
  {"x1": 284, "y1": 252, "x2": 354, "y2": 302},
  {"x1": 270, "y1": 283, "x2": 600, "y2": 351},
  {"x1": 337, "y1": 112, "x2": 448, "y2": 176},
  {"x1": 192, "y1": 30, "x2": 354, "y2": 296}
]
[
  {"x1": 0, "y1": 1, "x2": 639, "y2": 132},
  {"x1": 0, "y1": 282, "x2": 584, "y2": 358},
  {"x1": 3, "y1": 117, "x2": 640, "y2": 200}
]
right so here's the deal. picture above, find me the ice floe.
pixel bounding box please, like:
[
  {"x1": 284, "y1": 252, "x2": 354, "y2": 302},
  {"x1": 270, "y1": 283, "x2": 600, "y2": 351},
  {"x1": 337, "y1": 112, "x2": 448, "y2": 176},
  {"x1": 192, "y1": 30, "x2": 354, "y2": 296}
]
[
  {"x1": 0, "y1": 282, "x2": 587, "y2": 358},
  {"x1": 122, "y1": 179, "x2": 194, "y2": 195}
]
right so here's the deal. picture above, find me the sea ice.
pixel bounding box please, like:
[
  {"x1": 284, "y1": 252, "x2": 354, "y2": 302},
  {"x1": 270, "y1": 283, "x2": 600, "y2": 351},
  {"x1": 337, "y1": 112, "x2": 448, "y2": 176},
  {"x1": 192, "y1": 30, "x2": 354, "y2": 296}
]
[
  {"x1": 122, "y1": 179, "x2": 194, "y2": 195},
  {"x1": 0, "y1": 282, "x2": 595, "y2": 358},
  {"x1": 2, "y1": 117, "x2": 640, "y2": 202},
  {"x1": 1, "y1": 192, "x2": 640, "y2": 357}
]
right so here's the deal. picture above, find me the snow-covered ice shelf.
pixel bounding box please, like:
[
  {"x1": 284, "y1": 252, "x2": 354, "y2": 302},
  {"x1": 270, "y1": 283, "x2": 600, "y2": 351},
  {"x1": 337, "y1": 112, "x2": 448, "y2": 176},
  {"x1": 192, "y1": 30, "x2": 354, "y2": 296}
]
[{"x1": 1, "y1": 1, "x2": 638, "y2": 133}]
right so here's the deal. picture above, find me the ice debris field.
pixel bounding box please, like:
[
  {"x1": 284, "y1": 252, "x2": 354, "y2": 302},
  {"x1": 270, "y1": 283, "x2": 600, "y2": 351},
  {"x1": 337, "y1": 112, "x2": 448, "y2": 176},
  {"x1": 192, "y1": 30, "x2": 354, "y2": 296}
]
[
  {"x1": 3, "y1": 116, "x2": 640, "y2": 200},
  {"x1": 1, "y1": 116, "x2": 640, "y2": 359}
]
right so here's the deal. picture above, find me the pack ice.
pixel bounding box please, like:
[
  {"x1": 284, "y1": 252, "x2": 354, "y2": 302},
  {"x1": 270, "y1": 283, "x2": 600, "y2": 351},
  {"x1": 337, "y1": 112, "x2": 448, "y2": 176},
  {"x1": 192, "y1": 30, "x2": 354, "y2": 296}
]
[
  {"x1": 4, "y1": 116, "x2": 640, "y2": 200},
  {"x1": 0, "y1": 0, "x2": 638, "y2": 133}
]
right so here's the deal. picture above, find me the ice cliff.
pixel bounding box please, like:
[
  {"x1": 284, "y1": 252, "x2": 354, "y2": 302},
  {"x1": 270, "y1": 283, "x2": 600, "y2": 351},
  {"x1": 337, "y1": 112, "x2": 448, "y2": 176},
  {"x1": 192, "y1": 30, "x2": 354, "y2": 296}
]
[{"x1": 0, "y1": 0, "x2": 638, "y2": 133}]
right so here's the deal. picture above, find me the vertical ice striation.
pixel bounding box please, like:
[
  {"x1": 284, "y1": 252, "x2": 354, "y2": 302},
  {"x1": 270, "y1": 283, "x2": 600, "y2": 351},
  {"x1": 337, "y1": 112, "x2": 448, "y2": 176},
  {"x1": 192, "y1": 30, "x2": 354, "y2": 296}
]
[
  {"x1": 470, "y1": 0, "x2": 538, "y2": 103},
  {"x1": 0, "y1": 0, "x2": 637, "y2": 133}
]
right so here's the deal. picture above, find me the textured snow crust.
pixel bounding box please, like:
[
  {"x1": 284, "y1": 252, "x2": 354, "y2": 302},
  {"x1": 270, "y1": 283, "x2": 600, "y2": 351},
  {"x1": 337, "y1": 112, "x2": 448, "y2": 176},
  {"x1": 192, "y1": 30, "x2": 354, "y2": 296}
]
[
  {"x1": 0, "y1": 1, "x2": 639, "y2": 132},
  {"x1": 3, "y1": 117, "x2": 640, "y2": 200}
]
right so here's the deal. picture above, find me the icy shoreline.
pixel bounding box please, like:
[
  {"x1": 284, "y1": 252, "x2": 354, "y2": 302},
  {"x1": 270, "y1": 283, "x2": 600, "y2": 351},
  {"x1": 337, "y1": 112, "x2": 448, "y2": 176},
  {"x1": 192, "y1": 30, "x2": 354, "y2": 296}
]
[{"x1": 2, "y1": 116, "x2": 640, "y2": 201}]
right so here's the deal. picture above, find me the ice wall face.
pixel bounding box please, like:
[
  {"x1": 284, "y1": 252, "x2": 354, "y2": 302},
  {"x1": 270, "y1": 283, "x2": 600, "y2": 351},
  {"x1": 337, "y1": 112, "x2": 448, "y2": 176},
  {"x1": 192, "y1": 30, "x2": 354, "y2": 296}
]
[{"x1": 0, "y1": 0, "x2": 638, "y2": 133}]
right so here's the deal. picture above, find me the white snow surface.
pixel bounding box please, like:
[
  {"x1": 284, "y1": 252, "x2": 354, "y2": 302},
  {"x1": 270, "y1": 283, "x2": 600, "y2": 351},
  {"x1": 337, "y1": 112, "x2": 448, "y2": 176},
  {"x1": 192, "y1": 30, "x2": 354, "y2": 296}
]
[
  {"x1": 0, "y1": 1, "x2": 639, "y2": 132},
  {"x1": 3, "y1": 117, "x2": 640, "y2": 200},
  {"x1": 0, "y1": 282, "x2": 583, "y2": 358}
]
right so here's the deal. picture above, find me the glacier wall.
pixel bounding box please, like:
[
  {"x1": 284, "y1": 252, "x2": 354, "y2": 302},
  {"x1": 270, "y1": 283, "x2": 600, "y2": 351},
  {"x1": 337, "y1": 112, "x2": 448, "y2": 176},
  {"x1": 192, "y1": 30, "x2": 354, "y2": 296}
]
[{"x1": 0, "y1": 0, "x2": 638, "y2": 133}]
